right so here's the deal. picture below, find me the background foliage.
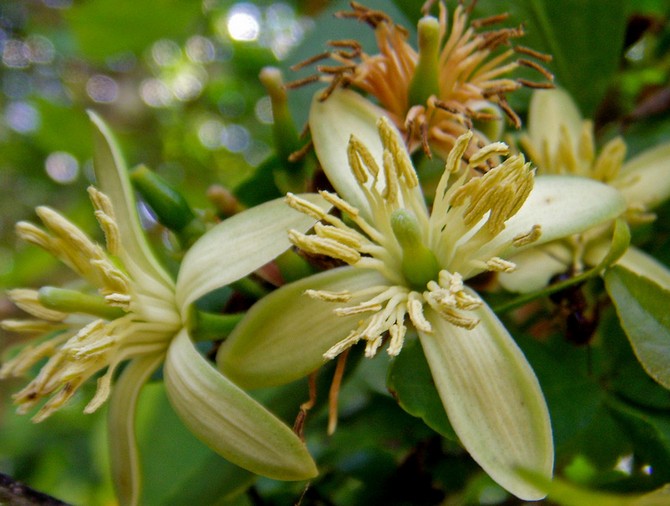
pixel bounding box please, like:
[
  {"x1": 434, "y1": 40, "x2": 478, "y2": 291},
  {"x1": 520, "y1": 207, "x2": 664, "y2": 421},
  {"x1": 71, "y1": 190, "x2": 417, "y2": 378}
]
[{"x1": 1, "y1": 0, "x2": 669, "y2": 504}]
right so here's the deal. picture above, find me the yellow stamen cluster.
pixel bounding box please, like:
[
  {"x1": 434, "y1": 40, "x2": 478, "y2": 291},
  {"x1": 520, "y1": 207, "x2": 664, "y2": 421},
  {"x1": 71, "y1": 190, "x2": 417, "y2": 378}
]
[
  {"x1": 287, "y1": 118, "x2": 540, "y2": 360},
  {"x1": 1, "y1": 188, "x2": 179, "y2": 422}
]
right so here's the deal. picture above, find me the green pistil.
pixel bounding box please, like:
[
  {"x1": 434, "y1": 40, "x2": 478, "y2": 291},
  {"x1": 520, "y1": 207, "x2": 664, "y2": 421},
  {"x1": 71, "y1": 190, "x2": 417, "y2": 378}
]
[
  {"x1": 391, "y1": 209, "x2": 440, "y2": 290},
  {"x1": 38, "y1": 286, "x2": 125, "y2": 320},
  {"x1": 408, "y1": 16, "x2": 441, "y2": 108}
]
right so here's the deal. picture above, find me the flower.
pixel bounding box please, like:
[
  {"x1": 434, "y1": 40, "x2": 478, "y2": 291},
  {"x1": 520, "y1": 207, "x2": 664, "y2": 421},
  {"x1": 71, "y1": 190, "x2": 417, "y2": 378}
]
[
  {"x1": 290, "y1": 1, "x2": 553, "y2": 158},
  {"x1": 0, "y1": 113, "x2": 323, "y2": 505},
  {"x1": 499, "y1": 87, "x2": 670, "y2": 293},
  {"x1": 216, "y1": 89, "x2": 627, "y2": 499}
]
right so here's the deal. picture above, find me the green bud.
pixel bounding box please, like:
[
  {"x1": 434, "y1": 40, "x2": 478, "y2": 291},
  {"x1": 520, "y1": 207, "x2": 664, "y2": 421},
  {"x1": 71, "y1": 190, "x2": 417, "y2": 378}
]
[
  {"x1": 408, "y1": 16, "x2": 441, "y2": 108},
  {"x1": 130, "y1": 165, "x2": 205, "y2": 247},
  {"x1": 391, "y1": 209, "x2": 440, "y2": 290},
  {"x1": 38, "y1": 287, "x2": 125, "y2": 320}
]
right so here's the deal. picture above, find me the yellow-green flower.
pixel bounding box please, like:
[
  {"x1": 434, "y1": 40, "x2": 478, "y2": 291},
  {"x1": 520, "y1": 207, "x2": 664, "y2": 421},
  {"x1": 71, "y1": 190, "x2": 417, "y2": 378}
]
[
  {"x1": 0, "y1": 113, "x2": 322, "y2": 505},
  {"x1": 291, "y1": 1, "x2": 553, "y2": 158},
  {"x1": 499, "y1": 87, "x2": 670, "y2": 293},
  {"x1": 216, "y1": 89, "x2": 626, "y2": 500}
]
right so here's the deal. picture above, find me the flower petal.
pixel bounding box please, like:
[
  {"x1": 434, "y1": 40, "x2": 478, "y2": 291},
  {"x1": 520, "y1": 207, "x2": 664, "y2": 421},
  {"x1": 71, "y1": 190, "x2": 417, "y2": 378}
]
[
  {"x1": 498, "y1": 243, "x2": 572, "y2": 293},
  {"x1": 478, "y1": 175, "x2": 626, "y2": 264},
  {"x1": 176, "y1": 193, "x2": 330, "y2": 319},
  {"x1": 418, "y1": 300, "x2": 553, "y2": 500},
  {"x1": 618, "y1": 142, "x2": 670, "y2": 211},
  {"x1": 586, "y1": 243, "x2": 670, "y2": 292},
  {"x1": 309, "y1": 88, "x2": 425, "y2": 222},
  {"x1": 164, "y1": 329, "x2": 317, "y2": 481},
  {"x1": 88, "y1": 111, "x2": 173, "y2": 289},
  {"x1": 528, "y1": 88, "x2": 583, "y2": 155},
  {"x1": 108, "y1": 354, "x2": 164, "y2": 506},
  {"x1": 217, "y1": 267, "x2": 387, "y2": 389}
]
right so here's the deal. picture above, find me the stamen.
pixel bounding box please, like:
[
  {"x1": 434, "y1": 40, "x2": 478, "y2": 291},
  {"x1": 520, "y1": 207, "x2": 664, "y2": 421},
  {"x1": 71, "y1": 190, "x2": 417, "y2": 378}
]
[
  {"x1": 512, "y1": 224, "x2": 542, "y2": 246},
  {"x1": 485, "y1": 257, "x2": 516, "y2": 272},
  {"x1": 288, "y1": 230, "x2": 361, "y2": 264},
  {"x1": 285, "y1": 192, "x2": 328, "y2": 220},
  {"x1": 305, "y1": 289, "x2": 352, "y2": 302},
  {"x1": 8, "y1": 289, "x2": 67, "y2": 321}
]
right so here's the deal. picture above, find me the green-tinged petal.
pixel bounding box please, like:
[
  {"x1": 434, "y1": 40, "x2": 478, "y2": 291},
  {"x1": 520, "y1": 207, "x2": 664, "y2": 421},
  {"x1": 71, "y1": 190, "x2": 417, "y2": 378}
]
[
  {"x1": 604, "y1": 265, "x2": 670, "y2": 390},
  {"x1": 164, "y1": 329, "x2": 317, "y2": 481},
  {"x1": 87, "y1": 111, "x2": 173, "y2": 289},
  {"x1": 528, "y1": 88, "x2": 583, "y2": 154},
  {"x1": 418, "y1": 300, "x2": 553, "y2": 500},
  {"x1": 108, "y1": 354, "x2": 164, "y2": 506},
  {"x1": 217, "y1": 267, "x2": 387, "y2": 389},
  {"x1": 309, "y1": 88, "x2": 424, "y2": 222},
  {"x1": 175, "y1": 194, "x2": 331, "y2": 319},
  {"x1": 498, "y1": 243, "x2": 572, "y2": 293},
  {"x1": 517, "y1": 469, "x2": 670, "y2": 506},
  {"x1": 587, "y1": 243, "x2": 670, "y2": 291},
  {"x1": 478, "y1": 175, "x2": 626, "y2": 263},
  {"x1": 618, "y1": 142, "x2": 670, "y2": 210}
]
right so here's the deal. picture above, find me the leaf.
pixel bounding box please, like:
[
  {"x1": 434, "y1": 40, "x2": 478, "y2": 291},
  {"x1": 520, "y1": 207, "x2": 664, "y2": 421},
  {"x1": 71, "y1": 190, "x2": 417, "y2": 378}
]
[
  {"x1": 387, "y1": 336, "x2": 457, "y2": 440},
  {"x1": 65, "y1": 0, "x2": 201, "y2": 61},
  {"x1": 501, "y1": 0, "x2": 628, "y2": 116},
  {"x1": 604, "y1": 265, "x2": 670, "y2": 390}
]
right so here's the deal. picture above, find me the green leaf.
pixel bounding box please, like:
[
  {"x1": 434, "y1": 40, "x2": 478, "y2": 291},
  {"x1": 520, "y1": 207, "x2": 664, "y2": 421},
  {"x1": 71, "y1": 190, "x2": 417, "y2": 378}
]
[
  {"x1": 604, "y1": 265, "x2": 670, "y2": 389},
  {"x1": 503, "y1": 0, "x2": 628, "y2": 116},
  {"x1": 65, "y1": 0, "x2": 201, "y2": 61},
  {"x1": 387, "y1": 336, "x2": 456, "y2": 440}
]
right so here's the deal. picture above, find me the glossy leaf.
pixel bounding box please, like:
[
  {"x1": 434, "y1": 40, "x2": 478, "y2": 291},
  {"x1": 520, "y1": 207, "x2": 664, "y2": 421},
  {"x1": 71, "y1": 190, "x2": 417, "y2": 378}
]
[{"x1": 604, "y1": 265, "x2": 670, "y2": 389}]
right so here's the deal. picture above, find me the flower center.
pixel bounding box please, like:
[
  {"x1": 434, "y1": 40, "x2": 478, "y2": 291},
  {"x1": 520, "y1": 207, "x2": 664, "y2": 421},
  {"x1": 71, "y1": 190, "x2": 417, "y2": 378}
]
[{"x1": 390, "y1": 208, "x2": 440, "y2": 290}]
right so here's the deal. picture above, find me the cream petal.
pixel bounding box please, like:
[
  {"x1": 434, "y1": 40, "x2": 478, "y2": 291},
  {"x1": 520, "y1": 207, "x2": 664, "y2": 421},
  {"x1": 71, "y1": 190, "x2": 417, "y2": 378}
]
[
  {"x1": 87, "y1": 111, "x2": 174, "y2": 291},
  {"x1": 108, "y1": 354, "x2": 164, "y2": 506},
  {"x1": 176, "y1": 193, "x2": 331, "y2": 319},
  {"x1": 309, "y1": 88, "x2": 425, "y2": 222},
  {"x1": 586, "y1": 243, "x2": 670, "y2": 292},
  {"x1": 418, "y1": 301, "x2": 553, "y2": 500},
  {"x1": 618, "y1": 142, "x2": 670, "y2": 211},
  {"x1": 164, "y1": 329, "x2": 317, "y2": 481},
  {"x1": 528, "y1": 88, "x2": 583, "y2": 156},
  {"x1": 217, "y1": 267, "x2": 387, "y2": 389},
  {"x1": 498, "y1": 243, "x2": 572, "y2": 293},
  {"x1": 475, "y1": 175, "x2": 626, "y2": 269}
]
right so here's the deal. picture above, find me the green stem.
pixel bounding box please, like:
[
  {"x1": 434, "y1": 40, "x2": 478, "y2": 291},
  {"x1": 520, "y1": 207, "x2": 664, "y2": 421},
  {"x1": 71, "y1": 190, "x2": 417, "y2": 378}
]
[{"x1": 189, "y1": 310, "x2": 245, "y2": 341}]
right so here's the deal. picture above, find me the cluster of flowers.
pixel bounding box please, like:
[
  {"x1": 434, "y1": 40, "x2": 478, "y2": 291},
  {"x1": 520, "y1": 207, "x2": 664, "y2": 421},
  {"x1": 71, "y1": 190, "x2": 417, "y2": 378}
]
[{"x1": 2, "y1": 2, "x2": 669, "y2": 504}]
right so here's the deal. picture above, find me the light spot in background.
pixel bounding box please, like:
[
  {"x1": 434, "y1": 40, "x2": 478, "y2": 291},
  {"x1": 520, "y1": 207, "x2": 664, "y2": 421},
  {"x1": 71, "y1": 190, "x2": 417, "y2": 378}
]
[
  {"x1": 223, "y1": 124, "x2": 249, "y2": 153},
  {"x1": 198, "y1": 118, "x2": 226, "y2": 150},
  {"x1": 140, "y1": 78, "x2": 173, "y2": 108},
  {"x1": 642, "y1": 464, "x2": 653, "y2": 475},
  {"x1": 86, "y1": 74, "x2": 119, "y2": 103},
  {"x1": 244, "y1": 140, "x2": 270, "y2": 166},
  {"x1": 266, "y1": 3, "x2": 305, "y2": 59},
  {"x1": 3, "y1": 39, "x2": 30, "y2": 69},
  {"x1": 614, "y1": 454, "x2": 633, "y2": 475},
  {"x1": 26, "y1": 35, "x2": 55, "y2": 64},
  {"x1": 254, "y1": 96, "x2": 272, "y2": 124},
  {"x1": 172, "y1": 71, "x2": 204, "y2": 101},
  {"x1": 186, "y1": 36, "x2": 215, "y2": 63},
  {"x1": 5, "y1": 101, "x2": 39, "y2": 133},
  {"x1": 45, "y1": 151, "x2": 79, "y2": 184},
  {"x1": 227, "y1": 4, "x2": 261, "y2": 41},
  {"x1": 151, "y1": 39, "x2": 181, "y2": 67}
]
